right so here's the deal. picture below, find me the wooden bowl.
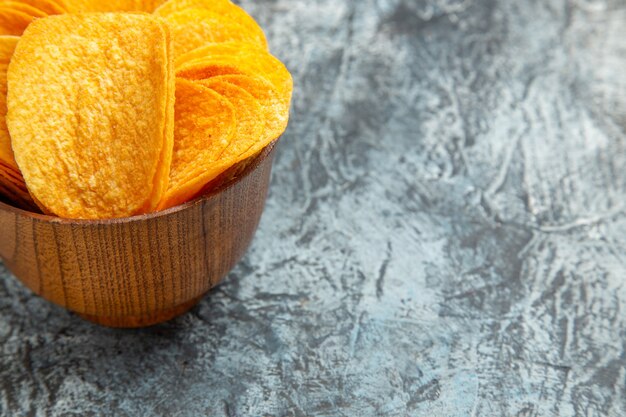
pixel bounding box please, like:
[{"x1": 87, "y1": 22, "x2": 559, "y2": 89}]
[{"x1": 0, "y1": 142, "x2": 277, "y2": 328}]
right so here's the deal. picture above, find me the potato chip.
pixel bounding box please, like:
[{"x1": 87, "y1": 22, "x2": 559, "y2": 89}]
[
  {"x1": 2, "y1": 1, "x2": 49, "y2": 16},
  {"x1": 198, "y1": 78, "x2": 264, "y2": 157},
  {"x1": 62, "y1": 0, "x2": 165, "y2": 12},
  {"x1": 164, "y1": 78, "x2": 270, "y2": 203},
  {"x1": 176, "y1": 42, "x2": 293, "y2": 108},
  {"x1": 146, "y1": 20, "x2": 175, "y2": 213},
  {"x1": 0, "y1": 8, "x2": 36, "y2": 35},
  {"x1": 154, "y1": 0, "x2": 229, "y2": 16},
  {"x1": 160, "y1": 80, "x2": 274, "y2": 210},
  {"x1": 176, "y1": 42, "x2": 290, "y2": 132},
  {"x1": 209, "y1": 74, "x2": 289, "y2": 144},
  {"x1": 7, "y1": 13, "x2": 174, "y2": 219},
  {"x1": 174, "y1": 39, "x2": 254, "y2": 67},
  {"x1": 0, "y1": 35, "x2": 17, "y2": 170},
  {"x1": 164, "y1": 8, "x2": 267, "y2": 58},
  {"x1": 157, "y1": 78, "x2": 236, "y2": 210},
  {"x1": 183, "y1": 78, "x2": 278, "y2": 202},
  {"x1": 155, "y1": 0, "x2": 267, "y2": 49},
  {"x1": 10, "y1": 0, "x2": 67, "y2": 14}
]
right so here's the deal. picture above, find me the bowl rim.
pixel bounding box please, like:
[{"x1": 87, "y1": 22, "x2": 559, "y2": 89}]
[{"x1": 0, "y1": 141, "x2": 277, "y2": 225}]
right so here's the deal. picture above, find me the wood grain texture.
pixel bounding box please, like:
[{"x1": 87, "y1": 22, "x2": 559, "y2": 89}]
[{"x1": 0, "y1": 142, "x2": 276, "y2": 327}]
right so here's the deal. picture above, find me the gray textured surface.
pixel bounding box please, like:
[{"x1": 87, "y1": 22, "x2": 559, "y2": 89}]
[{"x1": 1, "y1": 0, "x2": 626, "y2": 415}]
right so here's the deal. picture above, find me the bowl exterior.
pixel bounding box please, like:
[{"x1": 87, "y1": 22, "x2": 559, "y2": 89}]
[{"x1": 0, "y1": 144, "x2": 277, "y2": 327}]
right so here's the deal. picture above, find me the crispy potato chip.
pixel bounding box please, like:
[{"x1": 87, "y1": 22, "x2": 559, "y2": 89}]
[
  {"x1": 174, "y1": 39, "x2": 255, "y2": 67},
  {"x1": 10, "y1": 0, "x2": 67, "y2": 14},
  {"x1": 155, "y1": 0, "x2": 267, "y2": 49},
  {"x1": 181, "y1": 80, "x2": 278, "y2": 203},
  {"x1": 157, "y1": 78, "x2": 236, "y2": 209},
  {"x1": 166, "y1": 78, "x2": 270, "y2": 203},
  {"x1": 210, "y1": 74, "x2": 289, "y2": 144},
  {"x1": 0, "y1": 8, "x2": 36, "y2": 35},
  {"x1": 175, "y1": 42, "x2": 292, "y2": 102},
  {"x1": 198, "y1": 78, "x2": 264, "y2": 157},
  {"x1": 1, "y1": 1, "x2": 48, "y2": 16},
  {"x1": 164, "y1": 9, "x2": 266, "y2": 58},
  {"x1": 62, "y1": 0, "x2": 165, "y2": 12},
  {"x1": 154, "y1": 0, "x2": 229, "y2": 16},
  {"x1": 177, "y1": 57, "x2": 293, "y2": 144},
  {"x1": 176, "y1": 44, "x2": 292, "y2": 174},
  {"x1": 147, "y1": 19, "x2": 175, "y2": 213},
  {"x1": 0, "y1": 35, "x2": 17, "y2": 170},
  {"x1": 7, "y1": 13, "x2": 174, "y2": 219}
]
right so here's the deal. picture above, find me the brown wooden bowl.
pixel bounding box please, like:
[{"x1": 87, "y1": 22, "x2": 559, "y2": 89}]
[{"x1": 0, "y1": 142, "x2": 278, "y2": 328}]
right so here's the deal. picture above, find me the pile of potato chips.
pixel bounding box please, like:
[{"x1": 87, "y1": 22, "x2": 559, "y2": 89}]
[{"x1": 0, "y1": 0, "x2": 292, "y2": 219}]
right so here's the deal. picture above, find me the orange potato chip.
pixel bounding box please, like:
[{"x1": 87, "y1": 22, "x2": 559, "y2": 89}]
[
  {"x1": 174, "y1": 39, "x2": 256, "y2": 67},
  {"x1": 146, "y1": 19, "x2": 175, "y2": 213},
  {"x1": 154, "y1": 0, "x2": 230, "y2": 16},
  {"x1": 61, "y1": 0, "x2": 165, "y2": 12},
  {"x1": 175, "y1": 44, "x2": 292, "y2": 175},
  {"x1": 10, "y1": 0, "x2": 67, "y2": 14},
  {"x1": 198, "y1": 78, "x2": 264, "y2": 158},
  {"x1": 7, "y1": 13, "x2": 174, "y2": 219},
  {"x1": 0, "y1": 35, "x2": 17, "y2": 170},
  {"x1": 210, "y1": 74, "x2": 289, "y2": 144},
  {"x1": 0, "y1": 8, "x2": 36, "y2": 35},
  {"x1": 176, "y1": 42, "x2": 293, "y2": 108},
  {"x1": 155, "y1": 0, "x2": 267, "y2": 49},
  {"x1": 167, "y1": 77, "x2": 272, "y2": 202},
  {"x1": 180, "y1": 80, "x2": 278, "y2": 203},
  {"x1": 163, "y1": 8, "x2": 267, "y2": 58},
  {"x1": 1, "y1": 2, "x2": 49, "y2": 17},
  {"x1": 158, "y1": 78, "x2": 236, "y2": 210}
]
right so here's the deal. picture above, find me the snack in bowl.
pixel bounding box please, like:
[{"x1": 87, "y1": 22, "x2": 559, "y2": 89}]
[
  {"x1": 0, "y1": 35, "x2": 18, "y2": 171},
  {"x1": 0, "y1": 0, "x2": 292, "y2": 218},
  {"x1": 0, "y1": 0, "x2": 292, "y2": 327},
  {"x1": 8, "y1": 13, "x2": 174, "y2": 219}
]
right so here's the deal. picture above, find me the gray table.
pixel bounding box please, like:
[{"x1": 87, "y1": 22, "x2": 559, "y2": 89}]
[{"x1": 2, "y1": 0, "x2": 625, "y2": 415}]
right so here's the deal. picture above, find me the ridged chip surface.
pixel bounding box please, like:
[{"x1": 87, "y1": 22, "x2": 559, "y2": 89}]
[{"x1": 7, "y1": 13, "x2": 174, "y2": 219}]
